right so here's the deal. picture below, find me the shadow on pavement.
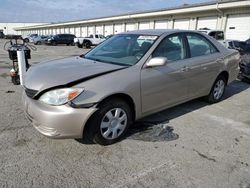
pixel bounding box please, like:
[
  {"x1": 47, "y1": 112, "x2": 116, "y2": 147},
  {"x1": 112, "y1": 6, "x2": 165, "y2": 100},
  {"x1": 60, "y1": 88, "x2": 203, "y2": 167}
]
[
  {"x1": 127, "y1": 80, "x2": 249, "y2": 142},
  {"x1": 76, "y1": 80, "x2": 249, "y2": 144}
]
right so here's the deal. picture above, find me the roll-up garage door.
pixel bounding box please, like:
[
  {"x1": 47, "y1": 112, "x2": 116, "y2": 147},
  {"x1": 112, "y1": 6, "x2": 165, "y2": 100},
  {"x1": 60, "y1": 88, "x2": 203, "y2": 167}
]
[
  {"x1": 65, "y1": 28, "x2": 70, "y2": 34},
  {"x1": 104, "y1": 25, "x2": 113, "y2": 36},
  {"x1": 139, "y1": 22, "x2": 150, "y2": 30},
  {"x1": 114, "y1": 24, "x2": 123, "y2": 34},
  {"x1": 95, "y1": 26, "x2": 103, "y2": 35},
  {"x1": 75, "y1": 27, "x2": 81, "y2": 37},
  {"x1": 53, "y1": 28, "x2": 57, "y2": 35},
  {"x1": 155, "y1": 20, "x2": 168, "y2": 29},
  {"x1": 174, "y1": 19, "x2": 190, "y2": 30},
  {"x1": 197, "y1": 16, "x2": 217, "y2": 30},
  {"x1": 226, "y1": 14, "x2": 250, "y2": 40},
  {"x1": 88, "y1": 26, "x2": 94, "y2": 36},
  {"x1": 81, "y1": 27, "x2": 87, "y2": 37},
  {"x1": 60, "y1": 28, "x2": 64, "y2": 34},
  {"x1": 126, "y1": 23, "x2": 135, "y2": 32},
  {"x1": 70, "y1": 27, "x2": 75, "y2": 35}
]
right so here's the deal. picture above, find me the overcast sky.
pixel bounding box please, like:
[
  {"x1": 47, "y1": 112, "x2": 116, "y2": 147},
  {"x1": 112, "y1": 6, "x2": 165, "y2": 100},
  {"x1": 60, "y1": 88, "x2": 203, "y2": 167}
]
[{"x1": 0, "y1": 0, "x2": 211, "y2": 23}]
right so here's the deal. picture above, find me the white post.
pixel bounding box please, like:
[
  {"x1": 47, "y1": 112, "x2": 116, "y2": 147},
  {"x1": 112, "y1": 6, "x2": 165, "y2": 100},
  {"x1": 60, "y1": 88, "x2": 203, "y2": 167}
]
[{"x1": 17, "y1": 50, "x2": 27, "y2": 86}]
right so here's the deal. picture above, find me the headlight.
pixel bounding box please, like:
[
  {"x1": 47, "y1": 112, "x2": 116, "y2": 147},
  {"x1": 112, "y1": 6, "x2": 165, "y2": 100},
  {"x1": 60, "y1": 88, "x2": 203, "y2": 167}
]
[{"x1": 39, "y1": 88, "x2": 84, "y2": 106}]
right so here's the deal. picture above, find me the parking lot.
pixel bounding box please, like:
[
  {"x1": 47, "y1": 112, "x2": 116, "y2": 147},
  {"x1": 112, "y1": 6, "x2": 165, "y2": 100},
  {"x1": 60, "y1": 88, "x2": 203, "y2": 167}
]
[{"x1": 0, "y1": 39, "x2": 250, "y2": 188}]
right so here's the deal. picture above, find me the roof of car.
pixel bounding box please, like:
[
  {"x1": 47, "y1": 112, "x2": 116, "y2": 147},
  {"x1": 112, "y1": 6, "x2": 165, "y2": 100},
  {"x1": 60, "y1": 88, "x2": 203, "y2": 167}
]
[{"x1": 120, "y1": 29, "x2": 201, "y2": 36}]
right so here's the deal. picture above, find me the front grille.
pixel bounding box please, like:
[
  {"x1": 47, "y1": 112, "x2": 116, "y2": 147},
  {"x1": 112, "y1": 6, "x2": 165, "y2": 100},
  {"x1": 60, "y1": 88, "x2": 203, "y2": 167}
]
[{"x1": 25, "y1": 88, "x2": 38, "y2": 98}]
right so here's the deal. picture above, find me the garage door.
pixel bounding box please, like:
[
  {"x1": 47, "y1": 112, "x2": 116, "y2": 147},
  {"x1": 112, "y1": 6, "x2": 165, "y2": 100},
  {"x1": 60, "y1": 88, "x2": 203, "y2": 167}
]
[
  {"x1": 60, "y1": 28, "x2": 64, "y2": 34},
  {"x1": 53, "y1": 28, "x2": 57, "y2": 35},
  {"x1": 81, "y1": 26, "x2": 87, "y2": 37},
  {"x1": 96, "y1": 26, "x2": 103, "y2": 35},
  {"x1": 226, "y1": 14, "x2": 250, "y2": 40},
  {"x1": 65, "y1": 28, "x2": 70, "y2": 34},
  {"x1": 69, "y1": 28, "x2": 75, "y2": 35},
  {"x1": 87, "y1": 26, "x2": 94, "y2": 36},
  {"x1": 104, "y1": 25, "x2": 113, "y2": 36},
  {"x1": 114, "y1": 24, "x2": 123, "y2": 34},
  {"x1": 174, "y1": 19, "x2": 190, "y2": 30},
  {"x1": 75, "y1": 27, "x2": 81, "y2": 37},
  {"x1": 139, "y1": 22, "x2": 150, "y2": 30},
  {"x1": 126, "y1": 23, "x2": 135, "y2": 32},
  {"x1": 155, "y1": 20, "x2": 168, "y2": 29},
  {"x1": 197, "y1": 16, "x2": 217, "y2": 30}
]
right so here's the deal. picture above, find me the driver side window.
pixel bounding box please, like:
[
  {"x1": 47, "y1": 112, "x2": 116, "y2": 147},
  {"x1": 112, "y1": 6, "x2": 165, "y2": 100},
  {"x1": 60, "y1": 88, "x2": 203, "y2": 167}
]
[{"x1": 152, "y1": 34, "x2": 186, "y2": 62}]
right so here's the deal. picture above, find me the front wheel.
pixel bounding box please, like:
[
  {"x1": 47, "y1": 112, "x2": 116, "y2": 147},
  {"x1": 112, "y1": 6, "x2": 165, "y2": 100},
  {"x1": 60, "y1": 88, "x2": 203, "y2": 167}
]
[
  {"x1": 83, "y1": 98, "x2": 132, "y2": 145},
  {"x1": 205, "y1": 75, "x2": 226, "y2": 103}
]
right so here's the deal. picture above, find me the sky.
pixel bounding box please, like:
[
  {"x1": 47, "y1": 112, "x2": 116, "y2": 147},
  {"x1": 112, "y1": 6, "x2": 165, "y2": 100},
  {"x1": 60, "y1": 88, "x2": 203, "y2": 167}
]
[{"x1": 0, "y1": 0, "x2": 211, "y2": 23}]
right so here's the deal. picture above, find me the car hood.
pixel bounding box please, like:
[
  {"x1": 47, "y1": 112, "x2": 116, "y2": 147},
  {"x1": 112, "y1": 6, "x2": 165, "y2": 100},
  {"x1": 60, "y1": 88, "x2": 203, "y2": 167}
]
[{"x1": 24, "y1": 56, "x2": 123, "y2": 92}]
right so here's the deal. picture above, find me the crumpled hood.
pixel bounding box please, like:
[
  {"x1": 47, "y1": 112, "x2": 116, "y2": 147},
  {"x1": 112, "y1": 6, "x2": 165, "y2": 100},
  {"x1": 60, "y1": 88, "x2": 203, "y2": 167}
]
[{"x1": 24, "y1": 56, "x2": 123, "y2": 91}]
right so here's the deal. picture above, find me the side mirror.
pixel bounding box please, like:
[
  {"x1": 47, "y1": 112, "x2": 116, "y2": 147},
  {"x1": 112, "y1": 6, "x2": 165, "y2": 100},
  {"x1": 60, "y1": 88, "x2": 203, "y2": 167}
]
[{"x1": 145, "y1": 57, "x2": 168, "y2": 68}]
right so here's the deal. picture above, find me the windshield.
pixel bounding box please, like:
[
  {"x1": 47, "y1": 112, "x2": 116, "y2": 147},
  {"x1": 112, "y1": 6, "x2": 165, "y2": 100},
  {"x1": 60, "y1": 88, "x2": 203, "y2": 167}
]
[{"x1": 84, "y1": 34, "x2": 158, "y2": 66}]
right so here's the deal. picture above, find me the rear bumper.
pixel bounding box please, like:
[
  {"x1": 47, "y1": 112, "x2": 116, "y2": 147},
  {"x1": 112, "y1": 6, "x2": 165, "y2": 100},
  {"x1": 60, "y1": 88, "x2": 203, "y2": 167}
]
[{"x1": 23, "y1": 92, "x2": 97, "y2": 139}]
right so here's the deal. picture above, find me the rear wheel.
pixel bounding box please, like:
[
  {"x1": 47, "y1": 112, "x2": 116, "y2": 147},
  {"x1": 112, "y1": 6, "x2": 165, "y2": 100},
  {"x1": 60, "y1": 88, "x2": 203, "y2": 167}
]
[
  {"x1": 83, "y1": 98, "x2": 132, "y2": 145},
  {"x1": 205, "y1": 75, "x2": 226, "y2": 103},
  {"x1": 84, "y1": 41, "x2": 91, "y2": 49},
  {"x1": 37, "y1": 41, "x2": 42, "y2": 45}
]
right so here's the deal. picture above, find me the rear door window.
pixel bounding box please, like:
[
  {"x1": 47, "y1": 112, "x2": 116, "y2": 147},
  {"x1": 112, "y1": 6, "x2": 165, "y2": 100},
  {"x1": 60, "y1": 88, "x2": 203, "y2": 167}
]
[{"x1": 186, "y1": 33, "x2": 218, "y2": 58}]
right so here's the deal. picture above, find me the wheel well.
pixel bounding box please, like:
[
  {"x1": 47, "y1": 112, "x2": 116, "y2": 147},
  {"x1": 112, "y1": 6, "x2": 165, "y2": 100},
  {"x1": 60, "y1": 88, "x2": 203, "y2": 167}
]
[
  {"x1": 81, "y1": 93, "x2": 136, "y2": 140},
  {"x1": 84, "y1": 39, "x2": 91, "y2": 45},
  {"x1": 96, "y1": 94, "x2": 136, "y2": 121},
  {"x1": 218, "y1": 71, "x2": 229, "y2": 85}
]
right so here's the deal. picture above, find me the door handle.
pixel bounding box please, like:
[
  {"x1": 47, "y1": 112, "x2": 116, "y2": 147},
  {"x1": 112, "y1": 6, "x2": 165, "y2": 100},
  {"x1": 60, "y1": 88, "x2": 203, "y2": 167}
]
[
  {"x1": 216, "y1": 58, "x2": 224, "y2": 63},
  {"x1": 181, "y1": 66, "x2": 190, "y2": 72}
]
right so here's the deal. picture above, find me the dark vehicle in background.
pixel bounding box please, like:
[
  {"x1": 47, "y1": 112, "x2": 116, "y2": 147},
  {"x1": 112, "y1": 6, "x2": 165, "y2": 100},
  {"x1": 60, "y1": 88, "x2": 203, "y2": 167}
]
[
  {"x1": 4, "y1": 34, "x2": 22, "y2": 39},
  {"x1": 0, "y1": 31, "x2": 5, "y2": 39},
  {"x1": 46, "y1": 34, "x2": 76, "y2": 46},
  {"x1": 246, "y1": 38, "x2": 250, "y2": 44},
  {"x1": 225, "y1": 40, "x2": 250, "y2": 81}
]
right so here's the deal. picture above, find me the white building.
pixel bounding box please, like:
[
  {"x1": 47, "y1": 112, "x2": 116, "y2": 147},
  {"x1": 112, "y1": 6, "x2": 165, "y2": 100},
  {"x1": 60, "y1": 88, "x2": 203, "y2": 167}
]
[
  {"x1": 14, "y1": 0, "x2": 250, "y2": 41},
  {"x1": 0, "y1": 23, "x2": 46, "y2": 35}
]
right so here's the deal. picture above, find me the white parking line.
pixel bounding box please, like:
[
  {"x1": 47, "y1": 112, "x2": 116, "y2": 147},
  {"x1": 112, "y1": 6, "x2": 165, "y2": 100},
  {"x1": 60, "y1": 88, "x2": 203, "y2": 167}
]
[{"x1": 109, "y1": 161, "x2": 176, "y2": 188}]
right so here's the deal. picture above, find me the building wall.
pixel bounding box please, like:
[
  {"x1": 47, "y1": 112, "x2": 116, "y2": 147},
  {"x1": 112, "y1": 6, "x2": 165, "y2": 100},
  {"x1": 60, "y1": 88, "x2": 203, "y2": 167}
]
[
  {"x1": 0, "y1": 23, "x2": 45, "y2": 35},
  {"x1": 15, "y1": 1, "x2": 250, "y2": 40}
]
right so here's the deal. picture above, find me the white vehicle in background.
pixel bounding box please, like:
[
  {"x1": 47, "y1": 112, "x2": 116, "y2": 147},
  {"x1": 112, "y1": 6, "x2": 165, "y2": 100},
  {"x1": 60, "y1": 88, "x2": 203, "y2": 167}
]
[
  {"x1": 32, "y1": 35, "x2": 52, "y2": 45},
  {"x1": 74, "y1": 34, "x2": 106, "y2": 48},
  {"x1": 23, "y1": 34, "x2": 38, "y2": 43},
  {"x1": 198, "y1": 29, "x2": 225, "y2": 41}
]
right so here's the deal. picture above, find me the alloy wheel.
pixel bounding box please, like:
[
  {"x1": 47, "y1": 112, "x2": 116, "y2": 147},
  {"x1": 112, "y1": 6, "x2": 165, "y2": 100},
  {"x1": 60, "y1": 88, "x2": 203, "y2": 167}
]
[
  {"x1": 213, "y1": 79, "x2": 225, "y2": 100},
  {"x1": 100, "y1": 108, "x2": 127, "y2": 140}
]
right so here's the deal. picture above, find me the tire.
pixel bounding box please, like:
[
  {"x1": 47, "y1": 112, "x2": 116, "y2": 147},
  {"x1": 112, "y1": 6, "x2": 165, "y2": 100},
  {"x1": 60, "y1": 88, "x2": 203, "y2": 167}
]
[
  {"x1": 24, "y1": 38, "x2": 29, "y2": 43},
  {"x1": 77, "y1": 44, "x2": 83, "y2": 48},
  {"x1": 11, "y1": 75, "x2": 20, "y2": 85},
  {"x1": 71, "y1": 42, "x2": 75, "y2": 46},
  {"x1": 52, "y1": 41, "x2": 57, "y2": 46},
  {"x1": 83, "y1": 98, "x2": 132, "y2": 145},
  {"x1": 37, "y1": 41, "x2": 42, "y2": 45},
  {"x1": 84, "y1": 41, "x2": 91, "y2": 49},
  {"x1": 205, "y1": 75, "x2": 226, "y2": 103}
]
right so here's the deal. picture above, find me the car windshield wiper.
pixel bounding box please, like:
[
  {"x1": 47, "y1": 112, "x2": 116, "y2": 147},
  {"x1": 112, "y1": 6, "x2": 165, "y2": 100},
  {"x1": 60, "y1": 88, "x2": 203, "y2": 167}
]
[{"x1": 83, "y1": 56, "x2": 131, "y2": 67}]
